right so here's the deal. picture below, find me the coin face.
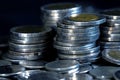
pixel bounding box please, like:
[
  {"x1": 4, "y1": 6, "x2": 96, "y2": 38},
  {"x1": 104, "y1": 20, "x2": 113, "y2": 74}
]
[
  {"x1": 14, "y1": 26, "x2": 47, "y2": 33},
  {"x1": 108, "y1": 51, "x2": 120, "y2": 60},
  {"x1": 46, "y1": 3, "x2": 76, "y2": 10},
  {"x1": 69, "y1": 14, "x2": 99, "y2": 22},
  {"x1": 45, "y1": 60, "x2": 80, "y2": 71}
]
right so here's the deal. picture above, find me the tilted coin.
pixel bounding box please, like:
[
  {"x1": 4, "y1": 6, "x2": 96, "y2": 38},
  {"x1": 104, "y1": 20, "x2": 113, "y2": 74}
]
[{"x1": 45, "y1": 60, "x2": 80, "y2": 72}]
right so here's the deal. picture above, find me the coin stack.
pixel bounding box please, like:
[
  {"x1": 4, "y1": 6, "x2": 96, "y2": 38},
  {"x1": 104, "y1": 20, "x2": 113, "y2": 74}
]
[
  {"x1": 54, "y1": 13, "x2": 106, "y2": 63},
  {"x1": 100, "y1": 9, "x2": 120, "y2": 49},
  {"x1": 40, "y1": 2, "x2": 81, "y2": 30},
  {"x1": 4, "y1": 25, "x2": 54, "y2": 62}
]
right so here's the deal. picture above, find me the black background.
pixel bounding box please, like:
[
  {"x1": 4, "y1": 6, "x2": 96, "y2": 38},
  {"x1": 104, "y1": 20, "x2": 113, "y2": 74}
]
[{"x1": 0, "y1": 0, "x2": 120, "y2": 36}]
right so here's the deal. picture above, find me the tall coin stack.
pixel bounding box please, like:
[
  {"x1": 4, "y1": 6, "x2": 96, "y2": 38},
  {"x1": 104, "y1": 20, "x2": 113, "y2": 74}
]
[
  {"x1": 40, "y1": 3, "x2": 81, "y2": 30},
  {"x1": 54, "y1": 13, "x2": 106, "y2": 63},
  {"x1": 100, "y1": 9, "x2": 120, "y2": 65},
  {"x1": 100, "y1": 9, "x2": 120, "y2": 49},
  {"x1": 4, "y1": 25, "x2": 54, "y2": 62}
]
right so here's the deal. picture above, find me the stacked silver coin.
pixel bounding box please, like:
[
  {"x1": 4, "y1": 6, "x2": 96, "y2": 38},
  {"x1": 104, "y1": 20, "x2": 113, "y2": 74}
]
[
  {"x1": 45, "y1": 60, "x2": 80, "y2": 74},
  {"x1": 41, "y1": 2, "x2": 81, "y2": 30},
  {"x1": 5, "y1": 25, "x2": 53, "y2": 61},
  {"x1": 54, "y1": 13, "x2": 106, "y2": 63},
  {"x1": 100, "y1": 9, "x2": 120, "y2": 49}
]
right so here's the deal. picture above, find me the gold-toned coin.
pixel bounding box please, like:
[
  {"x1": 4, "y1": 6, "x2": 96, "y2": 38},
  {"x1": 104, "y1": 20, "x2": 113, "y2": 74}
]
[
  {"x1": 109, "y1": 51, "x2": 120, "y2": 60},
  {"x1": 69, "y1": 14, "x2": 99, "y2": 22}
]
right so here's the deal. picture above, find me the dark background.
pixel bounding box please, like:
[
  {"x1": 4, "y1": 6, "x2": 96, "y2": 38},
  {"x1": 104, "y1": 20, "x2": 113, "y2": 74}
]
[{"x1": 0, "y1": 0, "x2": 120, "y2": 36}]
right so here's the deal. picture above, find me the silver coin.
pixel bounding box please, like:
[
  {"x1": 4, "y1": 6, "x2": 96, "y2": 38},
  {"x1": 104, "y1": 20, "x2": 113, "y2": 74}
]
[
  {"x1": 17, "y1": 70, "x2": 65, "y2": 80},
  {"x1": 9, "y1": 42, "x2": 49, "y2": 49},
  {"x1": 65, "y1": 73, "x2": 93, "y2": 80},
  {"x1": 19, "y1": 60, "x2": 47, "y2": 69},
  {"x1": 10, "y1": 25, "x2": 52, "y2": 38},
  {"x1": 56, "y1": 33, "x2": 99, "y2": 41},
  {"x1": 6, "y1": 52, "x2": 43, "y2": 60},
  {"x1": 58, "y1": 50, "x2": 100, "y2": 60},
  {"x1": 45, "y1": 60, "x2": 80, "y2": 72},
  {"x1": 2, "y1": 54, "x2": 25, "y2": 64},
  {"x1": 57, "y1": 20, "x2": 100, "y2": 29},
  {"x1": 89, "y1": 66, "x2": 120, "y2": 79},
  {"x1": 57, "y1": 30, "x2": 100, "y2": 37},
  {"x1": 58, "y1": 46, "x2": 100, "y2": 55},
  {"x1": 102, "y1": 49, "x2": 120, "y2": 65},
  {"x1": 54, "y1": 42, "x2": 95, "y2": 51},
  {"x1": 41, "y1": 2, "x2": 81, "y2": 16},
  {"x1": 101, "y1": 8, "x2": 120, "y2": 19},
  {"x1": 57, "y1": 26, "x2": 99, "y2": 33},
  {"x1": 100, "y1": 41, "x2": 120, "y2": 47},
  {"x1": 113, "y1": 70, "x2": 120, "y2": 80},
  {"x1": 63, "y1": 13, "x2": 106, "y2": 26},
  {"x1": 0, "y1": 65, "x2": 25, "y2": 77},
  {"x1": 9, "y1": 43, "x2": 48, "y2": 52}
]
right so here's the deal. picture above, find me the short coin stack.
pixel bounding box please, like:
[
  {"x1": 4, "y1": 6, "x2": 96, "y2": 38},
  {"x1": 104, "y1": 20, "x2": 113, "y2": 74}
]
[
  {"x1": 54, "y1": 13, "x2": 106, "y2": 63},
  {"x1": 100, "y1": 9, "x2": 120, "y2": 49},
  {"x1": 41, "y1": 3, "x2": 81, "y2": 30},
  {"x1": 4, "y1": 25, "x2": 53, "y2": 62}
]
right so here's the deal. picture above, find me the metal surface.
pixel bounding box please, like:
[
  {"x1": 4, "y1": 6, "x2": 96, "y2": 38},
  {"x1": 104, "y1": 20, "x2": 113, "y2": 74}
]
[
  {"x1": 63, "y1": 13, "x2": 106, "y2": 26},
  {"x1": 102, "y1": 49, "x2": 120, "y2": 65},
  {"x1": 66, "y1": 73, "x2": 93, "y2": 80},
  {"x1": 10, "y1": 26, "x2": 52, "y2": 38},
  {"x1": 45, "y1": 60, "x2": 80, "y2": 72},
  {"x1": 89, "y1": 66, "x2": 120, "y2": 79},
  {"x1": 17, "y1": 70, "x2": 65, "y2": 80},
  {"x1": 19, "y1": 60, "x2": 47, "y2": 69}
]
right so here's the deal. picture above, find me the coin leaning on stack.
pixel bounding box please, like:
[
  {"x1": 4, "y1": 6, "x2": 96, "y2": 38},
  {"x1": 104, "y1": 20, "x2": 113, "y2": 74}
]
[
  {"x1": 40, "y1": 2, "x2": 81, "y2": 30},
  {"x1": 100, "y1": 9, "x2": 120, "y2": 49},
  {"x1": 3, "y1": 25, "x2": 54, "y2": 62},
  {"x1": 54, "y1": 13, "x2": 106, "y2": 63}
]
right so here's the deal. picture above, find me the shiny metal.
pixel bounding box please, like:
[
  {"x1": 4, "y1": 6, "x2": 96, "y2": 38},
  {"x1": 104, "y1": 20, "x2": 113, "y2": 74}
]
[
  {"x1": 41, "y1": 3, "x2": 81, "y2": 16},
  {"x1": 6, "y1": 52, "x2": 43, "y2": 60},
  {"x1": 0, "y1": 65, "x2": 25, "y2": 77},
  {"x1": 17, "y1": 70, "x2": 65, "y2": 80},
  {"x1": 10, "y1": 26, "x2": 52, "y2": 38},
  {"x1": 19, "y1": 60, "x2": 47, "y2": 69},
  {"x1": 57, "y1": 46, "x2": 100, "y2": 55},
  {"x1": 89, "y1": 66, "x2": 120, "y2": 79},
  {"x1": 45, "y1": 60, "x2": 80, "y2": 72},
  {"x1": 66, "y1": 73, "x2": 93, "y2": 80},
  {"x1": 63, "y1": 13, "x2": 106, "y2": 26},
  {"x1": 57, "y1": 25, "x2": 99, "y2": 33},
  {"x1": 58, "y1": 50, "x2": 100, "y2": 60},
  {"x1": 102, "y1": 49, "x2": 120, "y2": 65},
  {"x1": 54, "y1": 42, "x2": 96, "y2": 51},
  {"x1": 57, "y1": 30, "x2": 99, "y2": 37},
  {"x1": 56, "y1": 33, "x2": 100, "y2": 41}
]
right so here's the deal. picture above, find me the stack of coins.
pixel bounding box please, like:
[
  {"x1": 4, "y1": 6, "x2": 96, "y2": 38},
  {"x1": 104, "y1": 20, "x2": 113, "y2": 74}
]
[
  {"x1": 54, "y1": 13, "x2": 106, "y2": 63},
  {"x1": 40, "y1": 2, "x2": 81, "y2": 30},
  {"x1": 4, "y1": 25, "x2": 54, "y2": 61},
  {"x1": 100, "y1": 9, "x2": 120, "y2": 49}
]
